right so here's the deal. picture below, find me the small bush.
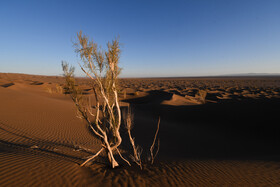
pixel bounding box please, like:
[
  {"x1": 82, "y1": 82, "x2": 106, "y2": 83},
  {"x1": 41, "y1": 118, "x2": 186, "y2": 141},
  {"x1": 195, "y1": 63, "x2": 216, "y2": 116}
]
[
  {"x1": 62, "y1": 31, "x2": 160, "y2": 169},
  {"x1": 45, "y1": 84, "x2": 64, "y2": 94},
  {"x1": 196, "y1": 89, "x2": 207, "y2": 104}
]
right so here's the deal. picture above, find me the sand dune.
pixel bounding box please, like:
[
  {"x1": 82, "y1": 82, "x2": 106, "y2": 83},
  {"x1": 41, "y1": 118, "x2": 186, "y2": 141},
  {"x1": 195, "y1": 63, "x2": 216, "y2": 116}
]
[
  {"x1": 161, "y1": 93, "x2": 200, "y2": 105},
  {"x1": 0, "y1": 73, "x2": 280, "y2": 186}
]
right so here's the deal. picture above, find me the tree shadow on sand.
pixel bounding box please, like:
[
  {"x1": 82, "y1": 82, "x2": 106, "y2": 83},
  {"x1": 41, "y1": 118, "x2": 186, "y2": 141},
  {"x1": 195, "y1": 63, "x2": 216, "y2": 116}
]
[{"x1": 0, "y1": 122, "x2": 108, "y2": 164}]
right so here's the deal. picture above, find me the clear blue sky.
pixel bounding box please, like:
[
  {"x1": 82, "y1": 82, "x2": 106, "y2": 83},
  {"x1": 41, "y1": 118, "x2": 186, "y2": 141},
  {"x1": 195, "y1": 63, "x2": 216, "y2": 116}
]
[{"x1": 0, "y1": 0, "x2": 279, "y2": 77}]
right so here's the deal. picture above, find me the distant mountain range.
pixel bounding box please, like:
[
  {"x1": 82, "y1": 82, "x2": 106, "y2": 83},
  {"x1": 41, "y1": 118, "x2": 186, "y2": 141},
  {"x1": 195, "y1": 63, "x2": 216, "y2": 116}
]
[{"x1": 218, "y1": 73, "x2": 280, "y2": 77}]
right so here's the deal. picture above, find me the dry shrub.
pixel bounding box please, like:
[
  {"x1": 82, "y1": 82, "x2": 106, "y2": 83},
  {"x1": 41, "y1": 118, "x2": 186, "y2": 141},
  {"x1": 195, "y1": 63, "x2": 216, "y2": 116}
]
[
  {"x1": 196, "y1": 89, "x2": 207, "y2": 104},
  {"x1": 55, "y1": 84, "x2": 63, "y2": 94},
  {"x1": 62, "y1": 31, "x2": 160, "y2": 169},
  {"x1": 45, "y1": 86, "x2": 53, "y2": 94},
  {"x1": 45, "y1": 84, "x2": 64, "y2": 94}
]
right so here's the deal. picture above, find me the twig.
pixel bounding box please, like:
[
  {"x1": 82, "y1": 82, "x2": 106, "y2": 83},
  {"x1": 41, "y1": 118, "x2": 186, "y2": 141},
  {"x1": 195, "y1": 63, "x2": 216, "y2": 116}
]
[
  {"x1": 150, "y1": 117, "x2": 160, "y2": 165},
  {"x1": 81, "y1": 147, "x2": 104, "y2": 167},
  {"x1": 116, "y1": 148, "x2": 131, "y2": 166}
]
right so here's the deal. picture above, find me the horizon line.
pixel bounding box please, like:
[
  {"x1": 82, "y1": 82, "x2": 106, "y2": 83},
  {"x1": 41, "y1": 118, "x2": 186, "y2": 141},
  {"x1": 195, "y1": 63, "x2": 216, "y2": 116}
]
[{"x1": 1, "y1": 72, "x2": 280, "y2": 79}]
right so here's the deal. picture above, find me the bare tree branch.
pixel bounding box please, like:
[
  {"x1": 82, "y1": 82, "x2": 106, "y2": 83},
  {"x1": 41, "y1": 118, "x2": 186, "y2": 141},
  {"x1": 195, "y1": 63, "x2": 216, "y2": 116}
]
[
  {"x1": 150, "y1": 117, "x2": 160, "y2": 165},
  {"x1": 81, "y1": 147, "x2": 104, "y2": 167}
]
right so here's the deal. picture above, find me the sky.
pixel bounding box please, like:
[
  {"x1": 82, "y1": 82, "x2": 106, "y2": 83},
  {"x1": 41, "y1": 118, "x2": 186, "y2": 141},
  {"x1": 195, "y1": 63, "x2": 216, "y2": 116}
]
[{"x1": 0, "y1": 0, "x2": 280, "y2": 77}]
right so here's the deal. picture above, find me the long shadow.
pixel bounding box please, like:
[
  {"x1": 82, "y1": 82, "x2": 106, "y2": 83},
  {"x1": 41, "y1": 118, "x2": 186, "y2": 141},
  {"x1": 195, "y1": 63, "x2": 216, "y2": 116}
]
[
  {"x1": 122, "y1": 90, "x2": 280, "y2": 162},
  {"x1": 0, "y1": 122, "x2": 95, "y2": 155},
  {"x1": 0, "y1": 122, "x2": 112, "y2": 166},
  {"x1": 0, "y1": 139, "x2": 83, "y2": 164},
  {"x1": 1, "y1": 82, "x2": 15, "y2": 88}
]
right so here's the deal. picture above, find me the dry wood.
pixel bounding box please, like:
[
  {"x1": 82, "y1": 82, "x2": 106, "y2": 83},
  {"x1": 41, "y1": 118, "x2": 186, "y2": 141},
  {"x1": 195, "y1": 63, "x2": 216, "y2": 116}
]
[
  {"x1": 81, "y1": 147, "x2": 104, "y2": 167},
  {"x1": 63, "y1": 31, "x2": 162, "y2": 169},
  {"x1": 124, "y1": 107, "x2": 143, "y2": 169},
  {"x1": 150, "y1": 117, "x2": 160, "y2": 165}
]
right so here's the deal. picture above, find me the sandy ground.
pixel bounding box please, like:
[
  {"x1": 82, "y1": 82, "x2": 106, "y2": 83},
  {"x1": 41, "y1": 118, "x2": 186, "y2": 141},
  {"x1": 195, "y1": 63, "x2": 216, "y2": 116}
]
[{"x1": 0, "y1": 73, "x2": 280, "y2": 186}]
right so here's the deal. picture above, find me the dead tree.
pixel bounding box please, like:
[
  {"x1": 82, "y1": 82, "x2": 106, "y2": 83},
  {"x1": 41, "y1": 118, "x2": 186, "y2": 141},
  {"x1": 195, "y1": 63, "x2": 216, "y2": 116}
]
[
  {"x1": 62, "y1": 31, "x2": 160, "y2": 169},
  {"x1": 62, "y1": 31, "x2": 127, "y2": 168}
]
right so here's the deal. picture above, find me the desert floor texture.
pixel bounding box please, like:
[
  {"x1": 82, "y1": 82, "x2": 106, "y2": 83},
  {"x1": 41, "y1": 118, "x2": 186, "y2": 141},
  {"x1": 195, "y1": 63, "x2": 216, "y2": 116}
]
[{"x1": 0, "y1": 73, "x2": 280, "y2": 186}]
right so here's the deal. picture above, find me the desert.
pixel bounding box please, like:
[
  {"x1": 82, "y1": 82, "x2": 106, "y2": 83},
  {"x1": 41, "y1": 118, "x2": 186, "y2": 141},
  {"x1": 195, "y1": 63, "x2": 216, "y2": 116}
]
[
  {"x1": 2, "y1": 1, "x2": 280, "y2": 186},
  {"x1": 0, "y1": 73, "x2": 280, "y2": 186}
]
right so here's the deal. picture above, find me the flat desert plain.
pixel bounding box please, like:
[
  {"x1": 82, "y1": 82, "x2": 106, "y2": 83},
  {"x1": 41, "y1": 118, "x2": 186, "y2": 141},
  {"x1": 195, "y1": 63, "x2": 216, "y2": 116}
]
[{"x1": 0, "y1": 73, "x2": 280, "y2": 186}]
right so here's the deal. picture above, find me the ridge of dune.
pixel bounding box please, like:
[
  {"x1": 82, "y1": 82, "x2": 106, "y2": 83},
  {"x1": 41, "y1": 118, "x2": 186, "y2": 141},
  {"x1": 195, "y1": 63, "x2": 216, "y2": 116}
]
[{"x1": 161, "y1": 93, "x2": 200, "y2": 106}]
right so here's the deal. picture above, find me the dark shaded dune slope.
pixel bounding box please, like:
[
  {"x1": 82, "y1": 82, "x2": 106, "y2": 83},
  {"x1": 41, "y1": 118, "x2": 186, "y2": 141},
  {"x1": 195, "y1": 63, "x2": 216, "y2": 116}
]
[{"x1": 123, "y1": 92, "x2": 280, "y2": 161}]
